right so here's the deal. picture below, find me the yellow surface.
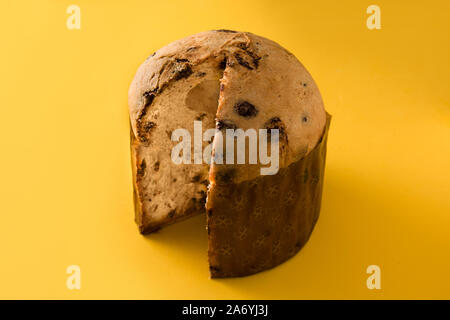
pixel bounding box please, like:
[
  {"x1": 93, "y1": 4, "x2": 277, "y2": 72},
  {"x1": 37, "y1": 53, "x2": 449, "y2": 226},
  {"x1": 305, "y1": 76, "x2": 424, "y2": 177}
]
[{"x1": 0, "y1": 0, "x2": 449, "y2": 299}]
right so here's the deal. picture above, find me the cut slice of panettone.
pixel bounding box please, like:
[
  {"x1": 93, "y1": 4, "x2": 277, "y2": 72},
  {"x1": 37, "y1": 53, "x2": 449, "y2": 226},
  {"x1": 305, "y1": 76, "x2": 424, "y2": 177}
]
[{"x1": 128, "y1": 30, "x2": 330, "y2": 277}]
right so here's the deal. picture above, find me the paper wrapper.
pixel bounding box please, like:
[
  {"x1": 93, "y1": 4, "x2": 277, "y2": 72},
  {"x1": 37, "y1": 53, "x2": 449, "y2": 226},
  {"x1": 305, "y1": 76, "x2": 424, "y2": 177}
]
[{"x1": 207, "y1": 114, "x2": 331, "y2": 278}]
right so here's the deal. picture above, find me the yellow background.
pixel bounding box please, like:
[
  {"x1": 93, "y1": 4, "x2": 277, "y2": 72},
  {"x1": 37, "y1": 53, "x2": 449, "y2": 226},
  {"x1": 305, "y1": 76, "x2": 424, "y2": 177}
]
[{"x1": 0, "y1": 0, "x2": 449, "y2": 299}]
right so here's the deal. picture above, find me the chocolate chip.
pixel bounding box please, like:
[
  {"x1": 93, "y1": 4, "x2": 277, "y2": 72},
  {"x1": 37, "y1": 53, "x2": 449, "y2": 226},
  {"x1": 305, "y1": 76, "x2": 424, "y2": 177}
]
[
  {"x1": 252, "y1": 55, "x2": 261, "y2": 68},
  {"x1": 264, "y1": 117, "x2": 285, "y2": 136},
  {"x1": 236, "y1": 43, "x2": 249, "y2": 50},
  {"x1": 302, "y1": 116, "x2": 308, "y2": 123},
  {"x1": 137, "y1": 91, "x2": 158, "y2": 142},
  {"x1": 143, "y1": 91, "x2": 156, "y2": 108},
  {"x1": 234, "y1": 44, "x2": 261, "y2": 69},
  {"x1": 234, "y1": 52, "x2": 253, "y2": 70},
  {"x1": 143, "y1": 121, "x2": 156, "y2": 132},
  {"x1": 216, "y1": 119, "x2": 237, "y2": 131},
  {"x1": 137, "y1": 119, "x2": 156, "y2": 143},
  {"x1": 175, "y1": 58, "x2": 189, "y2": 62},
  {"x1": 234, "y1": 101, "x2": 258, "y2": 118},
  {"x1": 153, "y1": 161, "x2": 160, "y2": 171},
  {"x1": 172, "y1": 63, "x2": 193, "y2": 80},
  {"x1": 137, "y1": 159, "x2": 146, "y2": 177},
  {"x1": 219, "y1": 57, "x2": 227, "y2": 70}
]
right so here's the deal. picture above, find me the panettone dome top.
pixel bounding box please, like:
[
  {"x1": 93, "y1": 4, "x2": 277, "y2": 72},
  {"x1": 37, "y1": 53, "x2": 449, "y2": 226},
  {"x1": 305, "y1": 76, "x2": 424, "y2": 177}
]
[{"x1": 129, "y1": 30, "x2": 326, "y2": 181}]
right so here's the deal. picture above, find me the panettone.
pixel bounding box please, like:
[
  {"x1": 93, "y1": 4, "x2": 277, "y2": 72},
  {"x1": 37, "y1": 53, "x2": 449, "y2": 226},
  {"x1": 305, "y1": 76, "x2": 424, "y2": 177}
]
[{"x1": 128, "y1": 30, "x2": 330, "y2": 277}]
